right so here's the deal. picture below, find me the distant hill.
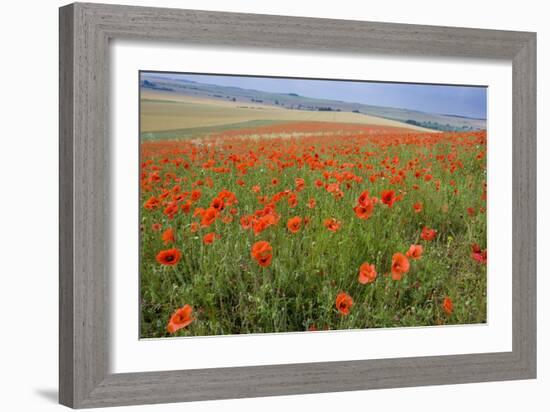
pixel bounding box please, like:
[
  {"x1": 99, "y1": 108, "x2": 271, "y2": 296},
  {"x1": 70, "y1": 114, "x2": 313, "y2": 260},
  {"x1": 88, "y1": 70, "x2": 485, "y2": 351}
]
[{"x1": 140, "y1": 74, "x2": 486, "y2": 132}]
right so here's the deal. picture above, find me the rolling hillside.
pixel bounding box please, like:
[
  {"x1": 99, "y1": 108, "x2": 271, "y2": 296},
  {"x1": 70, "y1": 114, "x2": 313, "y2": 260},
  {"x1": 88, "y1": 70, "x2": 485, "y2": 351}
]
[{"x1": 140, "y1": 73, "x2": 486, "y2": 136}]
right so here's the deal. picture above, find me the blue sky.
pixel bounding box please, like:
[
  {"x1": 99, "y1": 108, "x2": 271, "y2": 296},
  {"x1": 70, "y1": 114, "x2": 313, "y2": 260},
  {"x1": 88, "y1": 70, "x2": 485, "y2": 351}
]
[{"x1": 149, "y1": 73, "x2": 487, "y2": 119}]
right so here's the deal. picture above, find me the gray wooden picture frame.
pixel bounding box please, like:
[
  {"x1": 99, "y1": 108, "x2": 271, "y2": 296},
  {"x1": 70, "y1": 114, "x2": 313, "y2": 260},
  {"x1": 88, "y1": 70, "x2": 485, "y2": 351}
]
[{"x1": 59, "y1": 2, "x2": 536, "y2": 408}]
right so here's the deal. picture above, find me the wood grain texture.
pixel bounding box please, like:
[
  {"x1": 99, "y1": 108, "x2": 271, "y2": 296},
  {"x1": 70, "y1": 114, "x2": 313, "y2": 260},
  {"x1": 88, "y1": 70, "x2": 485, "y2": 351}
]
[
  {"x1": 59, "y1": 4, "x2": 74, "y2": 407},
  {"x1": 59, "y1": 2, "x2": 537, "y2": 408},
  {"x1": 512, "y1": 34, "x2": 537, "y2": 374}
]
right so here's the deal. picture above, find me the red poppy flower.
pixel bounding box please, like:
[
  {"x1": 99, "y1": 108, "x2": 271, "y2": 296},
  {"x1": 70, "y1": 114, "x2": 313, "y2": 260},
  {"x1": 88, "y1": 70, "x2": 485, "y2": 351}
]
[
  {"x1": 287, "y1": 193, "x2": 298, "y2": 208},
  {"x1": 442, "y1": 296, "x2": 453, "y2": 315},
  {"x1": 391, "y1": 252, "x2": 410, "y2": 280},
  {"x1": 161, "y1": 228, "x2": 175, "y2": 245},
  {"x1": 287, "y1": 216, "x2": 302, "y2": 234},
  {"x1": 358, "y1": 190, "x2": 370, "y2": 205},
  {"x1": 335, "y1": 292, "x2": 353, "y2": 315},
  {"x1": 240, "y1": 215, "x2": 254, "y2": 230},
  {"x1": 180, "y1": 200, "x2": 192, "y2": 214},
  {"x1": 203, "y1": 232, "x2": 220, "y2": 245},
  {"x1": 163, "y1": 202, "x2": 179, "y2": 219},
  {"x1": 471, "y1": 243, "x2": 487, "y2": 264},
  {"x1": 421, "y1": 226, "x2": 437, "y2": 241},
  {"x1": 252, "y1": 214, "x2": 277, "y2": 235},
  {"x1": 354, "y1": 201, "x2": 374, "y2": 220},
  {"x1": 324, "y1": 218, "x2": 341, "y2": 232},
  {"x1": 144, "y1": 196, "x2": 160, "y2": 210},
  {"x1": 200, "y1": 207, "x2": 219, "y2": 227},
  {"x1": 210, "y1": 197, "x2": 225, "y2": 211},
  {"x1": 156, "y1": 248, "x2": 182, "y2": 266},
  {"x1": 190, "y1": 189, "x2": 202, "y2": 202},
  {"x1": 307, "y1": 198, "x2": 316, "y2": 209},
  {"x1": 251, "y1": 241, "x2": 273, "y2": 267},
  {"x1": 413, "y1": 202, "x2": 423, "y2": 213},
  {"x1": 151, "y1": 223, "x2": 162, "y2": 232},
  {"x1": 406, "y1": 244, "x2": 423, "y2": 260},
  {"x1": 218, "y1": 189, "x2": 238, "y2": 206},
  {"x1": 381, "y1": 189, "x2": 396, "y2": 208},
  {"x1": 326, "y1": 183, "x2": 340, "y2": 194},
  {"x1": 358, "y1": 262, "x2": 377, "y2": 284},
  {"x1": 166, "y1": 304, "x2": 194, "y2": 333}
]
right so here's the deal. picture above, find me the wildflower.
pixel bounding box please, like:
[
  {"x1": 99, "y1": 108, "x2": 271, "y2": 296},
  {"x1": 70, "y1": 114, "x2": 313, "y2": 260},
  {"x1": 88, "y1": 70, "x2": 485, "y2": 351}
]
[
  {"x1": 354, "y1": 202, "x2": 374, "y2": 220},
  {"x1": 251, "y1": 241, "x2": 273, "y2": 267},
  {"x1": 210, "y1": 197, "x2": 225, "y2": 211},
  {"x1": 381, "y1": 189, "x2": 396, "y2": 208},
  {"x1": 167, "y1": 305, "x2": 194, "y2": 333},
  {"x1": 156, "y1": 248, "x2": 181, "y2": 266},
  {"x1": 144, "y1": 196, "x2": 160, "y2": 210},
  {"x1": 406, "y1": 244, "x2": 423, "y2": 260},
  {"x1": 421, "y1": 226, "x2": 437, "y2": 241},
  {"x1": 190, "y1": 189, "x2": 202, "y2": 202},
  {"x1": 163, "y1": 202, "x2": 179, "y2": 219},
  {"x1": 324, "y1": 218, "x2": 341, "y2": 232},
  {"x1": 391, "y1": 252, "x2": 410, "y2": 280},
  {"x1": 358, "y1": 262, "x2": 377, "y2": 284},
  {"x1": 471, "y1": 243, "x2": 487, "y2": 264},
  {"x1": 442, "y1": 297, "x2": 454, "y2": 315},
  {"x1": 200, "y1": 207, "x2": 219, "y2": 227},
  {"x1": 287, "y1": 193, "x2": 298, "y2": 208},
  {"x1": 335, "y1": 292, "x2": 353, "y2": 315},
  {"x1": 287, "y1": 216, "x2": 302, "y2": 234},
  {"x1": 203, "y1": 232, "x2": 220, "y2": 245},
  {"x1": 161, "y1": 228, "x2": 175, "y2": 245}
]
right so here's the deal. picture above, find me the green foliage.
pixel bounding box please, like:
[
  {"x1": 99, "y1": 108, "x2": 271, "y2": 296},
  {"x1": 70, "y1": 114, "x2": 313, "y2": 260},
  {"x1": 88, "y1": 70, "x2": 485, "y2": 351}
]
[{"x1": 140, "y1": 132, "x2": 487, "y2": 338}]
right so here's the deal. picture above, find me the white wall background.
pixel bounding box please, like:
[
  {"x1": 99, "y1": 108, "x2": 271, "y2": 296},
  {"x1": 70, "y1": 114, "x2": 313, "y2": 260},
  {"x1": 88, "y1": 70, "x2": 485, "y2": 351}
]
[{"x1": 0, "y1": 0, "x2": 546, "y2": 411}]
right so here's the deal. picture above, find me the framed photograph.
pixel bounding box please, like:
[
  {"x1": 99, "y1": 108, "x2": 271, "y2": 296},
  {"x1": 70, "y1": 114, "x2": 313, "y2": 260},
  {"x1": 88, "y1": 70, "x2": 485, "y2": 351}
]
[{"x1": 59, "y1": 2, "x2": 536, "y2": 408}]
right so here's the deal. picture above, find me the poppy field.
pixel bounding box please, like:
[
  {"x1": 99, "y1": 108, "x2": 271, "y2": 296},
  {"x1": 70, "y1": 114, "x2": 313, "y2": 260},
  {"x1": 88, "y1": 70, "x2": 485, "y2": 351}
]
[{"x1": 140, "y1": 121, "x2": 487, "y2": 338}]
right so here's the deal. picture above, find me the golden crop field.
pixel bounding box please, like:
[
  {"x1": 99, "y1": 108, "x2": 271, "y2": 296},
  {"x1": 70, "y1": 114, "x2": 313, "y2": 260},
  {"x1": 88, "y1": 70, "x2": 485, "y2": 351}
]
[{"x1": 140, "y1": 90, "x2": 434, "y2": 134}]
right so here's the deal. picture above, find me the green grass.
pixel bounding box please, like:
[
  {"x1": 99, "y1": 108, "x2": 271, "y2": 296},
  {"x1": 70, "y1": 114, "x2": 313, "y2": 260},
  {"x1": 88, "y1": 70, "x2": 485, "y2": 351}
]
[
  {"x1": 139, "y1": 131, "x2": 487, "y2": 338},
  {"x1": 140, "y1": 119, "x2": 296, "y2": 140}
]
